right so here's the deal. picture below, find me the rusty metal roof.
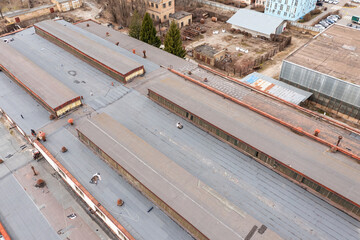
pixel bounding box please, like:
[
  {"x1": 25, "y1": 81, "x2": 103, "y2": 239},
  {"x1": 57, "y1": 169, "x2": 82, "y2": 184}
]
[
  {"x1": 77, "y1": 112, "x2": 281, "y2": 240},
  {"x1": 34, "y1": 20, "x2": 144, "y2": 77},
  {"x1": 241, "y1": 72, "x2": 312, "y2": 105},
  {"x1": 0, "y1": 42, "x2": 79, "y2": 111}
]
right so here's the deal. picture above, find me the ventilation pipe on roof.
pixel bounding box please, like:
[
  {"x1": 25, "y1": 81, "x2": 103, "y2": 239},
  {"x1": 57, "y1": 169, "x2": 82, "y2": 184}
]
[{"x1": 143, "y1": 50, "x2": 147, "y2": 58}]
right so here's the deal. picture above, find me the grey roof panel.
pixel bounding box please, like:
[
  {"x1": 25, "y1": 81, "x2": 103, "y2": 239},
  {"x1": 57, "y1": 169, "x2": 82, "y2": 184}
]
[
  {"x1": 101, "y1": 90, "x2": 360, "y2": 240},
  {"x1": 43, "y1": 128, "x2": 193, "y2": 240},
  {"x1": 0, "y1": 42, "x2": 80, "y2": 110},
  {"x1": 227, "y1": 9, "x2": 284, "y2": 36},
  {"x1": 0, "y1": 125, "x2": 60, "y2": 240},
  {"x1": 0, "y1": 72, "x2": 50, "y2": 134},
  {"x1": 57, "y1": 20, "x2": 159, "y2": 74},
  {"x1": 76, "y1": 113, "x2": 281, "y2": 240},
  {"x1": 148, "y1": 76, "x2": 360, "y2": 205},
  {"x1": 35, "y1": 20, "x2": 144, "y2": 76}
]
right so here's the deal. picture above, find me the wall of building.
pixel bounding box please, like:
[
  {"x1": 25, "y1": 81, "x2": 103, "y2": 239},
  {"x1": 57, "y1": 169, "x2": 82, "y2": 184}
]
[
  {"x1": 241, "y1": 0, "x2": 266, "y2": 6},
  {"x1": 5, "y1": 6, "x2": 56, "y2": 24},
  {"x1": 280, "y1": 61, "x2": 360, "y2": 123},
  {"x1": 148, "y1": 89, "x2": 360, "y2": 221},
  {"x1": 265, "y1": 0, "x2": 317, "y2": 20},
  {"x1": 55, "y1": 99, "x2": 82, "y2": 117},
  {"x1": 231, "y1": 24, "x2": 271, "y2": 38},
  {"x1": 52, "y1": 0, "x2": 83, "y2": 12},
  {"x1": 147, "y1": 0, "x2": 175, "y2": 23},
  {"x1": 170, "y1": 15, "x2": 192, "y2": 28},
  {"x1": 193, "y1": 49, "x2": 225, "y2": 66}
]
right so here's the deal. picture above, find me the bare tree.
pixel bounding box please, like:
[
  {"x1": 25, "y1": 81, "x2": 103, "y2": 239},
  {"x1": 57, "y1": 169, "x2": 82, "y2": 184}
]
[{"x1": 103, "y1": 0, "x2": 146, "y2": 27}]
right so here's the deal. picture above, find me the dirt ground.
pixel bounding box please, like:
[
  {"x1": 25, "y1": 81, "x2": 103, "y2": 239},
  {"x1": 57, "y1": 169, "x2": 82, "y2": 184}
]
[
  {"x1": 0, "y1": 0, "x2": 30, "y2": 12},
  {"x1": 258, "y1": 29, "x2": 313, "y2": 79},
  {"x1": 183, "y1": 19, "x2": 278, "y2": 64},
  {"x1": 181, "y1": 11, "x2": 313, "y2": 79}
]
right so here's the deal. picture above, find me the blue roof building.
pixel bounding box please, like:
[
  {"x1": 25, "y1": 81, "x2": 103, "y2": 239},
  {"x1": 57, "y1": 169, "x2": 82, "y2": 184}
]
[{"x1": 265, "y1": 0, "x2": 317, "y2": 21}]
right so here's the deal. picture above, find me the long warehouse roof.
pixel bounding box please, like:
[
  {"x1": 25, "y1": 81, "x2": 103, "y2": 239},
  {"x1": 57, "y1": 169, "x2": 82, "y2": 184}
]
[
  {"x1": 148, "y1": 76, "x2": 360, "y2": 206},
  {"x1": 0, "y1": 42, "x2": 79, "y2": 111},
  {"x1": 34, "y1": 20, "x2": 144, "y2": 77},
  {"x1": 77, "y1": 113, "x2": 280, "y2": 240}
]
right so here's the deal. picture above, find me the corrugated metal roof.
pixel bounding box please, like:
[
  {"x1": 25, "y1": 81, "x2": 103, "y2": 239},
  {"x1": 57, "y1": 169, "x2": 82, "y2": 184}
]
[
  {"x1": 241, "y1": 72, "x2": 312, "y2": 104},
  {"x1": 227, "y1": 9, "x2": 284, "y2": 36},
  {"x1": 281, "y1": 61, "x2": 360, "y2": 108}
]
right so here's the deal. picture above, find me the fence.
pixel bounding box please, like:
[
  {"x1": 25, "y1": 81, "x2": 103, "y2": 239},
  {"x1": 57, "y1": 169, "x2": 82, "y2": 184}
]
[
  {"x1": 289, "y1": 21, "x2": 321, "y2": 32},
  {"x1": 194, "y1": 0, "x2": 239, "y2": 12}
]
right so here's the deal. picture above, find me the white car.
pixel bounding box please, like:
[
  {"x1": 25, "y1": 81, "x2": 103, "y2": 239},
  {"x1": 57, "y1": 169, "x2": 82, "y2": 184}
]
[
  {"x1": 333, "y1": 0, "x2": 339, "y2": 4},
  {"x1": 315, "y1": 24, "x2": 326, "y2": 31}
]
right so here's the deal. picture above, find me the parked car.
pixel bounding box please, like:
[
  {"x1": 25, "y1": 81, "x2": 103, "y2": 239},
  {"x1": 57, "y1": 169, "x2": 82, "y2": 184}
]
[
  {"x1": 333, "y1": 0, "x2": 339, "y2": 4},
  {"x1": 327, "y1": 17, "x2": 336, "y2": 23},
  {"x1": 316, "y1": 2, "x2": 323, "y2": 6},
  {"x1": 319, "y1": 21, "x2": 329, "y2": 27},
  {"x1": 315, "y1": 24, "x2": 326, "y2": 31}
]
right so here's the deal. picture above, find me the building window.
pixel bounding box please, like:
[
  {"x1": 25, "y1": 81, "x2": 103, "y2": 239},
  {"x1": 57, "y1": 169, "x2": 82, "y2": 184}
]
[
  {"x1": 163, "y1": 3, "x2": 166, "y2": 8},
  {"x1": 169, "y1": 1, "x2": 172, "y2": 6},
  {"x1": 156, "y1": 4, "x2": 158, "y2": 8},
  {"x1": 181, "y1": 22, "x2": 184, "y2": 28},
  {"x1": 152, "y1": 14, "x2": 155, "y2": 19},
  {"x1": 156, "y1": 16, "x2": 159, "y2": 20},
  {"x1": 151, "y1": 2, "x2": 154, "y2": 7},
  {"x1": 164, "y1": 15, "x2": 167, "y2": 19}
]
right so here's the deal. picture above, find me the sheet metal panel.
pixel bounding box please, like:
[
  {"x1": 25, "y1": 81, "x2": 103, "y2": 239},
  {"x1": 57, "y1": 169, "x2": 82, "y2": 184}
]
[
  {"x1": 241, "y1": 72, "x2": 312, "y2": 105},
  {"x1": 35, "y1": 20, "x2": 144, "y2": 77},
  {"x1": 0, "y1": 42, "x2": 80, "y2": 111},
  {"x1": 280, "y1": 61, "x2": 360, "y2": 108}
]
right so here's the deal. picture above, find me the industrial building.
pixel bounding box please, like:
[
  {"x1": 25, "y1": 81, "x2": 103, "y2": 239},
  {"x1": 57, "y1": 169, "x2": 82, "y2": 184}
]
[
  {"x1": 0, "y1": 42, "x2": 82, "y2": 117},
  {"x1": 169, "y1": 11, "x2": 192, "y2": 28},
  {"x1": 265, "y1": 0, "x2": 317, "y2": 21},
  {"x1": 227, "y1": 9, "x2": 287, "y2": 38},
  {"x1": 280, "y1": 24, "x2": 360, "y2": 123},
  {"x1": 193, "y1": 44, "x2": 226, "y2": 66},
  {"x1": 1, "y1": 19, "x2": 360, "y2": 240},
  {"x1": 51, "y1": 0, "x2": 82, "y2": 12},
  {"x1": 4, "y1": 4, "x2": 57, "y2": 24},
  {"x1": 147, "y1": 75, "x2": 360, "y2": 221},
  {"x1": 146, "y1": 0, "x2": 175, "y2": 23},
  {"x1": 77, "y1": 113, "x2": 280, "y2": 240},
  {"x1": 240, "y1": 72, "x2": 312, "y2": 105},
  {"x1": 35, "y1": 20, "x2": 145, "y2": 83}
]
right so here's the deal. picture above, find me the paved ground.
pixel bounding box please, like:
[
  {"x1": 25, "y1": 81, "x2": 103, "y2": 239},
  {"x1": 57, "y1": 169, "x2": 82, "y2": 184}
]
[
  {"x1": 0, "y1": 117, "x2": 110, "y2": 240},
  {"x1": 304, "y1": 0, "x2": 360, "y2": 26}
]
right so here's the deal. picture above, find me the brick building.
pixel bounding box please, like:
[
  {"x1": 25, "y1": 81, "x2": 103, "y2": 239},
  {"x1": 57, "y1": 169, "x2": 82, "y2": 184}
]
[{"x1": 147, "y1": 0, "x2": 175, "y2": 23}]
